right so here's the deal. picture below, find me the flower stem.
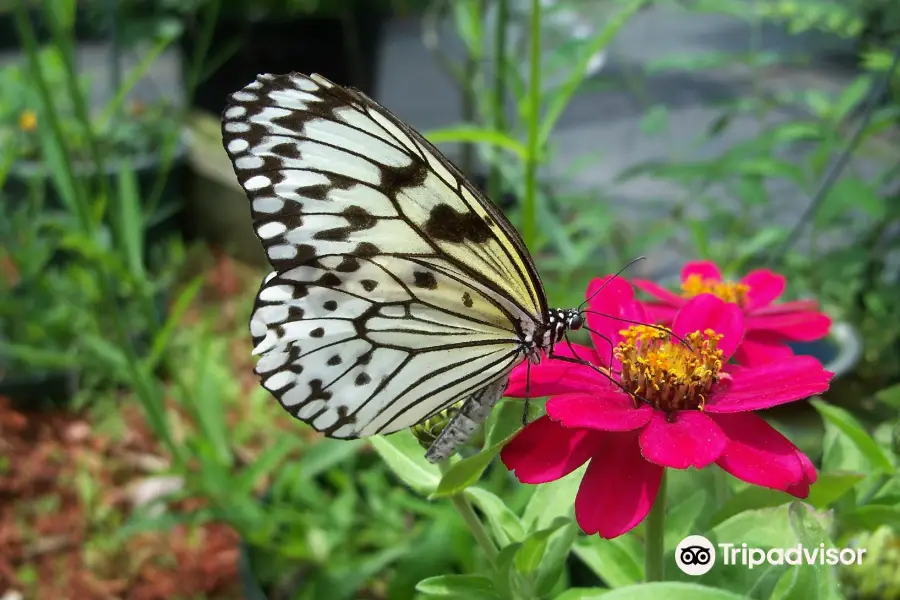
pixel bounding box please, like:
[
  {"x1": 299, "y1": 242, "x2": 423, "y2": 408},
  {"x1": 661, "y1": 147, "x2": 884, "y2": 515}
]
[
  {"x1": 644, "y1": 469, "x2": 667, "y2": 582},
  {"x1": 522, "y1": 0, "x2": 542, "y2": 251},
  {"x1": 439, "y1": 462, "x2": 498, "y2": 564}
]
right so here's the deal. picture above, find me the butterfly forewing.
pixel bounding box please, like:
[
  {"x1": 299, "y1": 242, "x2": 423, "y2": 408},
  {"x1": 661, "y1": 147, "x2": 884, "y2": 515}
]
[{"x1": 223, "y1": 72, "x2": 549, "y2": 440}]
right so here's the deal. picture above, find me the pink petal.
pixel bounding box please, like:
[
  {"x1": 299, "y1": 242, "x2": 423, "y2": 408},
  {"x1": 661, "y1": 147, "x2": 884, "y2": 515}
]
[
  {"x1": 712, "y1": 412, "x2": 806, "y2": 492},
  {"x1": 505, "y1": 343, "x2": 608, "y2": 397},
  {"x1": 681, "y1": 261, "x2": 722, "y2": 282},
  {"x1": 575, "y1": 432, "x2": 663, "y2": 538},
  {"x1": 672, "y1": 294, "x2": 745, "y2": 359},
  {"x1": 585, "y1": 276, "x2": 648, "y2": 368},
  {"x1": 705, "y1": 356, "x2": 833, "y2": 413},
  {"x1": 632, "y1": 279, "x2": 686, "y2": 308},
  {"x1": 639, "y1": 410, "x2": 727, "y2": 469},
  {"x1": 501, "y1": 416, "x2": 601, "y2": 484},
  {"x1": 547, "y1": 392, "x2": 654, "y2": 431},
  {"x1": 752, "y1": 300, "x2": 820, "y2": 315},
  {"x1": 732, "y1": 333, "x2": 797, "y2": 367},
  {"x1": 741, "y1": 269, "x2": 786, "y2": 310},
  {"x1": 785, "y1": 449, "x2": 818, "y2": 498},
  {"x1": 642, "y1": 303, "x2": 679, "y2": 326},
  {"x1": 746, "y1": 310, "x2": 832, "y2": 341}
]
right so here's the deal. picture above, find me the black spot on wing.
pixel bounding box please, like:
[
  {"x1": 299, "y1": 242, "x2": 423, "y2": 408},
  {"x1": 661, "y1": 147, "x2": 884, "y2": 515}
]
[
  {"x1": 424, "y1": 204, "x2": 493, "y2": 244},
  {"x1": 316, "y1": 273, "x2": 341, "y2": 287},
  {"x1": 462, "y1": 292, "x2": 473, "y2": 308},
  {"x1": 335, "y1": 256, "x2": 361, "y2": 272},
  {"x1": 354, "y1": 372, "x2": 371, "y2": 386},
  {"x1": 361, "y1": 279, "x2": 378, "y2": 292},
  {"x1": 413, "y1": 271, "x2": 438, "y2": 290},
  {"x1": 310, "y1": 327, "x2": 325, "y2": 338},
  {"x1": 355, "y1": 242, "x2": 379, "y2": 258},
  {"x1": 327, "y1": 354, "x2": 342, "y2": 366},
  {"x1": 307, "y1": 378, "x2": 332, "y2": 403},
  {"x1": 313, "y1": 206, "x2": 377, "y2": 241},
  {"x1": 323, "y1": 300, "x2": 338, "y2": 311}
]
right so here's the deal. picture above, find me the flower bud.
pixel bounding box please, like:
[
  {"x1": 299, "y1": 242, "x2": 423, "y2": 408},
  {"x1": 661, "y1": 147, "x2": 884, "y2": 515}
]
[{"x1": 411, "y1": 401, "x2": 464, "y2": 451}]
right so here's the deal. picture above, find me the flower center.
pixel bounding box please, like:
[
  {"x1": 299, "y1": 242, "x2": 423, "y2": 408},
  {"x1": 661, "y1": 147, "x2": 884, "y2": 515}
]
[
  {"x1": 614, "y1": 325, "x2": 724, "y2": 411},
  {"x1": 681, "y1": 274, "x2": 749, "y2": 307}
]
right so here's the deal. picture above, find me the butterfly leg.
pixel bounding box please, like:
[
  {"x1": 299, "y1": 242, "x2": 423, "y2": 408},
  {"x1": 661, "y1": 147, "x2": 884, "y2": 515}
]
[
  {"x1": 522, "y1": 360, "x2": 532, "y2": 427},
  {"x1": 424, "y1": 376, "x2": 510, "y2": 464}
]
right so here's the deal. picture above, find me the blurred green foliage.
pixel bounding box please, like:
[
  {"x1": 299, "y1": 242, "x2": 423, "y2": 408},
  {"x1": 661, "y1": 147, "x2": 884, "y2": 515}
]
[{"x1": 1, "y1": 0, "x2": 899, "y2": 599}]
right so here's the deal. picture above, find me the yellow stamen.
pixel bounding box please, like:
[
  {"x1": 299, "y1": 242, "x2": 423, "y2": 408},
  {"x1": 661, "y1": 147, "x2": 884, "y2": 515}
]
[
  {"x1": 681, "y1": 273, "x2": 749, "y2": 306},
  {"x1": 18, "y1": 110, "x2": 37, "y2": 132},
  {"x1": 615, "y1": 325, "x2": 724, "y2": 412}
]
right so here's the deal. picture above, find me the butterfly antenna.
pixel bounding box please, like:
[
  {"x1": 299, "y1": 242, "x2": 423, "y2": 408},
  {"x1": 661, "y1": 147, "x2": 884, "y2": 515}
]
[
  {"x1": 581, "y1": 309, "x2": 692, "y2": 349},
  {"x1": 577, "y1": 256, "x2": 647, "y2": 311}
]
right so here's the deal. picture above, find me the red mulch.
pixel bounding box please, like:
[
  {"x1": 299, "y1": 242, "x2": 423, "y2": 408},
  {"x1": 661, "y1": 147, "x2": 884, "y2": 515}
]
[{"x1": 0, "y1": 396, "x2": 243, "y2": 599}]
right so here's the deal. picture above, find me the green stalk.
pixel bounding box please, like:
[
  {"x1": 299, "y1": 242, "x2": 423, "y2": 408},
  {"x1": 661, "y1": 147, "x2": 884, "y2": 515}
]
[
  {"x1": 522, "y1": 0, "x2": 542, "y2": 250},
  {"x1": 439, "y1": 462, "x2": 498, "y2": 564},
  {"x1": 40, "y1": 0, "x2": 108, "y2": 204},
  {"x1": 14, "y1": 6, "x2": 182, "y2": 466},
  {"x1": 488, "y1": 0, "x2": 508, "y2": 204},
  {"x1": 12, "y1": 6, "x2": 91, "y2": 232},
  {"x1": 644, "y1": 469, "x2": 667, "y2": 582}
]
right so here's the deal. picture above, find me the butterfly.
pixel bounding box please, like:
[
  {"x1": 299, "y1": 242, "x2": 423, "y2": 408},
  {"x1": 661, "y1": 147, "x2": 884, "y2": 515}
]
[{"x1": 221, "y1": 72, "x2": 595, "y2": 463}]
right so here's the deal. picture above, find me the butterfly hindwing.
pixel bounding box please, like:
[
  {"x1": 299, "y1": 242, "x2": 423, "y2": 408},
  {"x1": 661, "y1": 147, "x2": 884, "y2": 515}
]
[
  {"x1": 223, "y1": 72, "x2": 549, "y2": 439},
  {"x1": 251, "y1": 256, "x2": 521, "y2": 437}
]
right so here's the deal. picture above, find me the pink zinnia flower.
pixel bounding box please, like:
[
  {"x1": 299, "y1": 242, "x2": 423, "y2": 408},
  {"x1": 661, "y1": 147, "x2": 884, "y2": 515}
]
[
  {"x1": 632, "y1": 261, "x2": 832, "y2": 366},
  {"x1": 501, "y1": 277, "x2": 832, "y2": 539}
]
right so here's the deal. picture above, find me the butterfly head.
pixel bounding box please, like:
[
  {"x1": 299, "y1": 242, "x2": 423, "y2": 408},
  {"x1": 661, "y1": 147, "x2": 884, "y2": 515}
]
[{"x1": 543, "y1": 308, "x2": 584, "y2": 348}]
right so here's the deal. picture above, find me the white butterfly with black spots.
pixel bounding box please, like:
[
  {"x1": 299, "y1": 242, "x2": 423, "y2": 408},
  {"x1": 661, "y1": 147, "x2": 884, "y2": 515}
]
[{"x1": 222, "y1": 72, "x2": 587, "y2": 463}]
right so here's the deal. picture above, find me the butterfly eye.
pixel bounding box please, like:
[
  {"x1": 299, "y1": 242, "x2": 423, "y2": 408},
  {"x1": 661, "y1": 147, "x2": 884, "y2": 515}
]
[{"x1": 568, "y1": 312, "x2": 584, "y2": 331}]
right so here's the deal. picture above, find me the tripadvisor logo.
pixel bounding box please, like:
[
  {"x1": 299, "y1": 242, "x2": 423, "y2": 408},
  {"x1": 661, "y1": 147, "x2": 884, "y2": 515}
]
[
  {"x1": 675, "y1": 536, "x2": 868, "y2": 576},
  {"x1": 719, "y1": 543, "x2": 867, "y2": 569}
]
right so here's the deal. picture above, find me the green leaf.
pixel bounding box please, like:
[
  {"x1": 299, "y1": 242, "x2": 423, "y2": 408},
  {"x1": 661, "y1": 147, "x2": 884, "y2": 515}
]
[
  {"x1": 814, "y1": 177, "x2": 884, "y2": 225},
  {"x1": 665, "y1": 490, "x2": 710, "y2": 551},
  {"x1": 370, "y1": 432, "x2": 440, "y2": 495},
  {"x1": 710, "y1": 505, "x2": 825, "y2": 550},
  {"x1": 572, "y1": 533, "x2": 644, "y2": 588},
  {"x1": 554, "y1": 589, "x2": 609, "y2": 600},
  {"x1": 788, "y1": 502, "x2": 842, "y2": 600},
  {"x1": 297, "y1": 438, "x2": 364, "y2": 481},
  {"x1": 535, "y1": 520, "x2": 579, "y2": 596},
  {"x1": 832, "y1": 75, "x2": 871, "y2": 123},
  {"x1": 709, "y1": 487, "x2": 794, "y2": 528},
  {"x1": 493, "y1": 542, "x2": 522, "y2": 600},
  {"x1": 874, "y1": 383, "x2": 900, "y2": 409},
  {"x1": 599, "y1": 583, "x2": 751, "y2": 600},
  {"x1": 464, "y1": 487, "x2": 525, "y2": 547},
  {"x1": 484, "y1": 397, "x2": 533, "y2": 448},
  {"x1": 842, "y1": 505, "x2": 900, "y2": 531},
  {"x1": 771, "y1": 122, "x2": 823, "y2": 144},
  {"x1": 144, "y1": 275, "x2": 203, "y2": 372},
  {"x1": 821, "y1": 420, "x2": 868, "y2": 473},
  {"x1": 416, "y1": 574, "x2": 499, "y2": 600},
  {"x1": 432, "y1": 429, "x2": 519, "y2": 498},
  {"x1": 811, "y1": 400, "x2": 894, "y2": 473},
  {"x1": 805, "y1": 472, "x2": 866, "y2": 508},
  {"x1": 640, "y1": 105, "x2": 669, "y2": 135},
  {"x1": 233, "y1": 438, "x2": 301, "y2": 494},
  {"x1": 114, "y1": 163, "x2": 146, "y2": 280},
  {"x1": 514, "y1": 516, "x2": 571, "y2": 576},
  {"x1": 522, "y1": 464, "x2": 585, "y2": 531},
  {"x1": 769, "y1": 560, "x2": 816, "y2": 600},
  {"x1": 423, "y1": 126, "x2": 528, "y2": 160},
  {"x1": 539, "y1": 0, "x2": 645, "y2": 145}
]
